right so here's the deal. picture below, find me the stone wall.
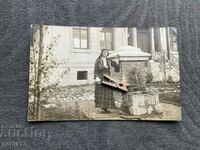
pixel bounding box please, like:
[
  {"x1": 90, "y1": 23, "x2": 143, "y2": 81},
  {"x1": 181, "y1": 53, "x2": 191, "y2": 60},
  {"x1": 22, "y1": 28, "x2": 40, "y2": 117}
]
[{"x1": 120, "y1": 61, "x2": 146, "y2": 85}]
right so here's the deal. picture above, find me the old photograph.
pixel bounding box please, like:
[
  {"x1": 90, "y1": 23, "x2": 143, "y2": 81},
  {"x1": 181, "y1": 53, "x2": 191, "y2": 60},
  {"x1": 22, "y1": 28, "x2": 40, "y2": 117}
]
[{"x1": 28, "y1": 25, "x2": 181, "y2": 121}]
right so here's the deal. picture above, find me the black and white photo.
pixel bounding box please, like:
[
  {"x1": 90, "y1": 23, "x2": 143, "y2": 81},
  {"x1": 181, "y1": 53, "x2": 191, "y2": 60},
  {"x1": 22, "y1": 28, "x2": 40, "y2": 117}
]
[{"x1": 28, "y1": 25, "x2": 181, "y2": 121}]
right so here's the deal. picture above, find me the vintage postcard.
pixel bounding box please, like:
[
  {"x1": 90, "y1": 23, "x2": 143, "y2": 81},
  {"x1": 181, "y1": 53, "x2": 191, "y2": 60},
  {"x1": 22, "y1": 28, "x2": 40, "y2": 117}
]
[{"x1": 28, "y1": 25, "x2": 181, "y2": 121}]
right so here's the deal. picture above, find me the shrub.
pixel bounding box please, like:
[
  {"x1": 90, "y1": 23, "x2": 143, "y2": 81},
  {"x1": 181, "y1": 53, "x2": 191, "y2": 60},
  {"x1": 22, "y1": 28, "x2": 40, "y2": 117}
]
[{"x1": 146, "y1": 73, "x2": 153, "y2": 83}]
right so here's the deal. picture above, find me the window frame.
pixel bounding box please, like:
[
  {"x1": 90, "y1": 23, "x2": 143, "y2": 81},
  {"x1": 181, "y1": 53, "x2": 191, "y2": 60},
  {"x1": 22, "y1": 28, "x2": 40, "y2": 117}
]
[
  {"x1": 167, "y1": 27, "x2": 178, "y2": 52},
  {"x1": 100, "y1": 28, "x2": 113, "y2": 50},
  {"x1": 77, "y1": 71, "x2": 88, "y2": 80},
  {"x1": 73, "y1": 27, "x2": 89, "y2": 49}
]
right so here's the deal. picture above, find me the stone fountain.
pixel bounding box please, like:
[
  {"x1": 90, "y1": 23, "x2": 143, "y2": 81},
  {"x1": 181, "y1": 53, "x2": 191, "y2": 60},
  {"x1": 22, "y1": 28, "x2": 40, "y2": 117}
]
[{"x1": 109, "y1": 46, "x2": 162, "y2": 116}]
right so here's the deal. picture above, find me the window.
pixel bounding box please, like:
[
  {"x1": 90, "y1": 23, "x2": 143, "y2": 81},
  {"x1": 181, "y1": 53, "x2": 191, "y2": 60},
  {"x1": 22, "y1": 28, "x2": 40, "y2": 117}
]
[
  {"x1": 168, "y1": 27, "x2": 177, "y2": 51},
  {"x1": 77, "y1": 71, "x2": 88, "y2": 80},
  {"x1": 73, "y1": 27, "x2": 88, "y2": 49},
  {"x1": 100, "y1": 28, "x2": 113, "y2": 50}
]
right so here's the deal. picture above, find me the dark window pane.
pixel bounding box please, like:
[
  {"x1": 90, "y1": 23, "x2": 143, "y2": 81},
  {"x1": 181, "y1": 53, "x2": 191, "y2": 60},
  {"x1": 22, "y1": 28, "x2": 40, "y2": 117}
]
[{"x1": 77, "y1": 71, "x2": 88, "y2": 80}]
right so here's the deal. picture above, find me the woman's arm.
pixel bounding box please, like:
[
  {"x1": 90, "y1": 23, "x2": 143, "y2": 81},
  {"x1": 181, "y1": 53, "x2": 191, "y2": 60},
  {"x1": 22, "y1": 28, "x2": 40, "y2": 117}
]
[
  {"x1": 94, "y1": 59, "x2": 104, "y2": 78},
  {"x1": 94, "y1": 59, "x2": 101, "y2": 84}
]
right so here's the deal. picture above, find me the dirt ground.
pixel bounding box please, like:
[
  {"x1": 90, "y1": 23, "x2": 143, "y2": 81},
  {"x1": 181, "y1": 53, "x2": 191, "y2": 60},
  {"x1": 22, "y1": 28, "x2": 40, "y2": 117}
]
[
  {"x1": 60, "y1": 100, "x2": 181, "y2": 121},
  {"x1": 38, "y1": 84, "x2": 181, "y2": 121}
]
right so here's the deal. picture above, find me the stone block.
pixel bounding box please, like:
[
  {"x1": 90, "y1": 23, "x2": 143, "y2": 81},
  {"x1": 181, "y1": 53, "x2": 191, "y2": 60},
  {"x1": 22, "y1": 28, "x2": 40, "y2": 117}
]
[
  {"x1": 166, "y1": 67, "x2": 180, "y2": 83},
  {"x1": 125, "y1": 91, "x2": 162, "y2": 115},
  {"x1": 144, "y1": 92, "x2": 159, "y2": 105},
  {"x1": 129, "y1": 106, "x2": 149, "y2": 115},
  {"x1": 147, "y1": 106, "x2": 153, "y2": 114},
  {"x1": 153, "y1": 104, "x2": 163, "y2": 113}
]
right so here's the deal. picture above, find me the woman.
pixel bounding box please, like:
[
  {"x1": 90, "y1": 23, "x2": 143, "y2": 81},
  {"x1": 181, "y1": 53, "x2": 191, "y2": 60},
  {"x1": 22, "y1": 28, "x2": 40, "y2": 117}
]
[{"x1": 94, "y1": 49, "x2": 119, "y2": 113}]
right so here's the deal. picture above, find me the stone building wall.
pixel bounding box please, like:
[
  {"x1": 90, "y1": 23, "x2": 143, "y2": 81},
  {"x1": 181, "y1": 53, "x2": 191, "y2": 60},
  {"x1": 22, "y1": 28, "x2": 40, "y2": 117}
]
[
  {"x1": 40, "y1": 26, "x2": 129, "y2": 86},
  {"x1": 34, "y1": 26, "x2": 179, "y2": 87}
]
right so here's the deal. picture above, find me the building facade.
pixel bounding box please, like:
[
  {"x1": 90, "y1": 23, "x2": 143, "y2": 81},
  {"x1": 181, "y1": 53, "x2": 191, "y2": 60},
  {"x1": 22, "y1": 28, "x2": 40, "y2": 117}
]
[{"x1": 30, "y1": 25, "x2": 179, "y2": 86}]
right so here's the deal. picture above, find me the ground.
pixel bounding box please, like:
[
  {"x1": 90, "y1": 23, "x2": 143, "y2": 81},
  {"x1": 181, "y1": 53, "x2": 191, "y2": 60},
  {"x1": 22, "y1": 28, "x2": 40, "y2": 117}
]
[
  {"x1": 68, "y1": 100, "x2": 181, "y2": 121},
  {"x1": 37, "y1": 84, "x2": 181, "y2": 121},
  {"x1": 39, "y1": 100, "x2": 181, "y2": 121}
]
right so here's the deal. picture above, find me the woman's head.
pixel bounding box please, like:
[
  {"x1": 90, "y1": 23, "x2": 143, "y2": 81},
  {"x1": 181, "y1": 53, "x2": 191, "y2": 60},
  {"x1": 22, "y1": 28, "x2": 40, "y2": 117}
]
[{"x1": 99, "y1": 49, "x2": 109, "y2": 58}]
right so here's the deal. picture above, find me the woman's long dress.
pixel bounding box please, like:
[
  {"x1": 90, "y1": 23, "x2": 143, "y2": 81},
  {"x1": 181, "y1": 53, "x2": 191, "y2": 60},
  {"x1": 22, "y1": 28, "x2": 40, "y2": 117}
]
[{"x1": 94, "y1": 58, "x2": 115, "y2": 109}]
